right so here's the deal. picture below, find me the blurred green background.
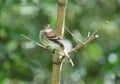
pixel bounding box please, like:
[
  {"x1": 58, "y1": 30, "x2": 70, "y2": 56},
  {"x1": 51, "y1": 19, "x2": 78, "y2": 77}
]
[{"x1": 0, "y1": 0, "x2": 120, "y2": 84}]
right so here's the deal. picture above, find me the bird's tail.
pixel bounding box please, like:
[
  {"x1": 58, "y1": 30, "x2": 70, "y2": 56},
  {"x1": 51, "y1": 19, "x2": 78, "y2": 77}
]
[{"x1": 63, "y1": 50, "x2": 74, "y2": 66}]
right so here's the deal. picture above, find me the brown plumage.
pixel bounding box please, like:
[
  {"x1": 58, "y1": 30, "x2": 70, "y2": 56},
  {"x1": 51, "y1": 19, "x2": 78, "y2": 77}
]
[
  {"x1": 44, "y1": 26, "x2": 65, "y2": 50},
  {"x1": 40, "y1": 24, "x2": 74, "y2": 66}
]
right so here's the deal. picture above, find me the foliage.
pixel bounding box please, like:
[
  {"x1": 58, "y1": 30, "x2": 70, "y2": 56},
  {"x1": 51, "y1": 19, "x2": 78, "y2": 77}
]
[{"x1": 0, "y1": 0, "x2": 120, "y2": 84}]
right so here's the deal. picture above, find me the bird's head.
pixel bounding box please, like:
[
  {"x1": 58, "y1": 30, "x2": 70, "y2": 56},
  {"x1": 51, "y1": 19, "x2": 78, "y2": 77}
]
[{"x1": 43, "y1": 24, "x2": 51, "y2": 29}]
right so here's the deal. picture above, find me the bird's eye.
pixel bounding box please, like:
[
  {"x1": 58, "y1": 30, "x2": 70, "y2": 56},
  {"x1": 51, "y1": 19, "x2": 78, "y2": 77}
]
[{"x1": 57, "y1": 37, "x2": 61, "y2": 40}]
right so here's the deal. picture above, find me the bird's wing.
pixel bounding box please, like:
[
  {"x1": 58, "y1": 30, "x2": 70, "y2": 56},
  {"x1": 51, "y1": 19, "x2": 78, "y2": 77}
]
[
  {"x1": 44, "y1": 30, "x2": 65, "y2": 49},
  {"x1": 44, "y1": 30, "x2": 62, "y2": 40}
]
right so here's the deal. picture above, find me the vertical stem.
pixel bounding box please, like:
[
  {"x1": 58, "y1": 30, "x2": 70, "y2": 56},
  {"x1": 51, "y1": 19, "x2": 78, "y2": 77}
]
[
  {"x1": 51, "y1": 0, "x2": 67, "y2": 84},
  {"x1": 51, "y1": 53, "x2": 62, "y2": 84},
  {"x1": 56, "y1": 0, "x2": 67, "y2": 37}
]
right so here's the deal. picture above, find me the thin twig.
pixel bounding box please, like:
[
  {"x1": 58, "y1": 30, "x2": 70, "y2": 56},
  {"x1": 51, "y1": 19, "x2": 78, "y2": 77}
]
[
  {"x1": 68, "y1": 26, "x2": 101, "y2": 55},
  {"x1": 65, "y1": 27, "x2": 84, "y2": 44},
  {"x1": 59, "y1": 26, "x2": 102, "y2": 62},
  {"x1": 21, "y1": 34, "x2": 46, "y2": 48}
]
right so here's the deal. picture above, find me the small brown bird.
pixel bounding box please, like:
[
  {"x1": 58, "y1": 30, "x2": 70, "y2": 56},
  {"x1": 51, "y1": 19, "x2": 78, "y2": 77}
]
[{"x1": 39, "y1": 24, "x2": 74, "y2": 66}]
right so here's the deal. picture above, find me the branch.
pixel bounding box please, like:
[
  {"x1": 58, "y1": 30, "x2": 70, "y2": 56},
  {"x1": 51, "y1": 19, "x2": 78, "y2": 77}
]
[
  {"x1": 59, "y1": 26, "x2": 101, "y2": 62},
  {"x1": 68, "y1": 26, "x2": 101, "y2": 55},
  {"x1": 51, "y1": 0, "x2": 67, "y2": 84},
  {"x1": 56, "y1": 0, "x2": 67, "y2": 36}
]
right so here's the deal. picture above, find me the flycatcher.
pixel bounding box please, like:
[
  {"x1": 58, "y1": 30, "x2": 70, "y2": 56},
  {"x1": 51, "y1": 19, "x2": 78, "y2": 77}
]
[{"x1": 39, "y1": 24, "x2": 74, "y2": 66}]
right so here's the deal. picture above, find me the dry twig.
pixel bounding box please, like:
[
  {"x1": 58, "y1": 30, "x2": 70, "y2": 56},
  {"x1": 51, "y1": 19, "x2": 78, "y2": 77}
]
[{"x1": 69, "y1": 26, "x2": 101, "y2": 55}]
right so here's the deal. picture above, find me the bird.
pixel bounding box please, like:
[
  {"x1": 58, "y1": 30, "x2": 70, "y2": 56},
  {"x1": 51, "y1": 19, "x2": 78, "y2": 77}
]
[{"x1": 39, "y1": 24, "x2": 74, "y2": 66}]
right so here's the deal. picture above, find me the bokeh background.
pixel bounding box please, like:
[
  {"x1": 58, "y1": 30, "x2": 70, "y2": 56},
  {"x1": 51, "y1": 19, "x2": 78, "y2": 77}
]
[{"x1": 0, "y1": 0, "x2": 120, "y2": 84}]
